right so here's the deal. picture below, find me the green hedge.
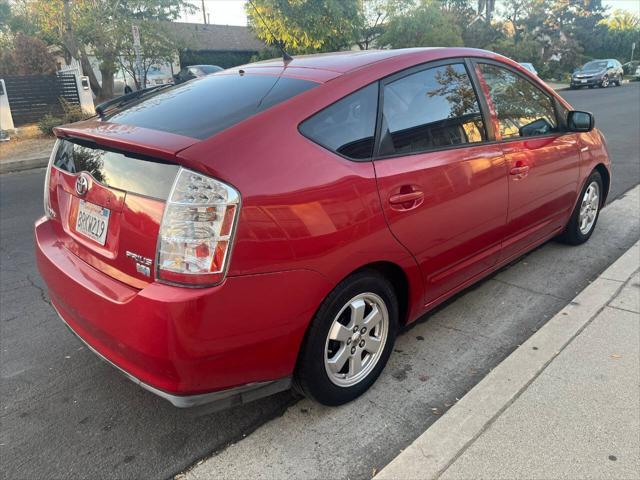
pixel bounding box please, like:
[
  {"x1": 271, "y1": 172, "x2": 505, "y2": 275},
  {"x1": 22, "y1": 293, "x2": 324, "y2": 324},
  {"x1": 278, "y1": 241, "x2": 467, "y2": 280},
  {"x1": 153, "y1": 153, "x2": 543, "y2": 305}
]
[{"x1": 179, "y1": 50, "x2": 257, "y2": 69}]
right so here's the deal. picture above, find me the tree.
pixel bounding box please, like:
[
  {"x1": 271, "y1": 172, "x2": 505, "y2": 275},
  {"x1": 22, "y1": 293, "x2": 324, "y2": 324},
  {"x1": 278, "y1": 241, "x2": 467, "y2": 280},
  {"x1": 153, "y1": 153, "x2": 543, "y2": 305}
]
[
  {"x1": 601, "y1": 9, "x2": 639, "y2": 31},
  {"x1": 355, "y1": 0, "x2": 412, "y2": 50},
  {"x1": 378, "y1": 0, "x2": 464, "y2": 48},
  {"x1": 477, "y1": 0, "x2": 496, "y2": 23},
  {"x1": 587, "y1": 12, "x2": 640, "y2": 63},
  {"x1": 0, "y1": 32, "x2": 57, "y2": 75},
  {"x1": 245, "y1": 0, "x2": 361, "y2": 54},
  {"x1": 9, "y1": 0, "x2": 191, "y2": 100},
  {"x1": 117, "y1": 22, "x2": 177, "y2": 89}
]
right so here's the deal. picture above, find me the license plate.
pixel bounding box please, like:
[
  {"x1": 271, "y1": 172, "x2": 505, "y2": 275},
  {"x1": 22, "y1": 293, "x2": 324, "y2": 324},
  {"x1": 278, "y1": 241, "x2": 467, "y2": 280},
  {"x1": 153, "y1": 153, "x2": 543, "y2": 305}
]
[
  {"x1": 76, "y1": 200, "x2": 110, "y2": 245},
  {"x1": 155, "y1": 79, "x2": 163, "y2": 85},
  {"x1": 581, "y1": 79, "x2": 587, "y2": 83}
]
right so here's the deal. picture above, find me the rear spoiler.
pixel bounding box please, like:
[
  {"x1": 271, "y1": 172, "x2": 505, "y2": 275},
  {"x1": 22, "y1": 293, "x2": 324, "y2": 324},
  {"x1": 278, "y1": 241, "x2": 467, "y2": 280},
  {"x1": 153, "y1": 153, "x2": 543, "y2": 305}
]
[{"x1": 54, "y1": 119, "x2": 199, "y2": 163}]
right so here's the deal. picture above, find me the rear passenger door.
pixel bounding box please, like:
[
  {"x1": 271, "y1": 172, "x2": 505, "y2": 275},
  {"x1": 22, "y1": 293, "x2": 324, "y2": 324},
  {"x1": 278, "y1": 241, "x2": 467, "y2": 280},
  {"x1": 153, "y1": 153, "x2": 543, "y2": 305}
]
[
  {"x1": 474, "y1": 61, "x2": 580, "y2": 261},
  {"x1": 373, "y1": 61, "x2": 508, "y2": 306}
]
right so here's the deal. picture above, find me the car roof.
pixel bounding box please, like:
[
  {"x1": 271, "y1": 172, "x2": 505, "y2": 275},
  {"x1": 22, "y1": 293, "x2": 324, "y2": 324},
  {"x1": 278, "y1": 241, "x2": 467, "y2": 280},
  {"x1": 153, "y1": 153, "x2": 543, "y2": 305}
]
[{"x1": 227, "y1": 48, "x2": 504, "y2": 83}]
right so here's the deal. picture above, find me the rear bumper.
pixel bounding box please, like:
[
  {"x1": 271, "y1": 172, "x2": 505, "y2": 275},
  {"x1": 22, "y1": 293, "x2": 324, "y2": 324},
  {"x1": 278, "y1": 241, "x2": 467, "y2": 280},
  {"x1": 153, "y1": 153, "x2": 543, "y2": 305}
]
[{"x1": 35, "y1": 217, "x2": 332, "y2": 407}]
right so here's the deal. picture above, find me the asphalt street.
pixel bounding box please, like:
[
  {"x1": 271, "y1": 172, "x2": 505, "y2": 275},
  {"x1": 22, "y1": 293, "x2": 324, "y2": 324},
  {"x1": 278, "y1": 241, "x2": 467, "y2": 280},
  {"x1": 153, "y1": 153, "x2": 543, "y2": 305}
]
[{"x1": 1, "y1": 82, "x2": 639, "y2": 480}]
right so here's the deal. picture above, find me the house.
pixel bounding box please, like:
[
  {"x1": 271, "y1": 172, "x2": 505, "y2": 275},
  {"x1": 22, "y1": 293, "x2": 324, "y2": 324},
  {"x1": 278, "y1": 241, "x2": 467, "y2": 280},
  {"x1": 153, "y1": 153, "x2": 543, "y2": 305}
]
[{"x1": 166, "y1": 22, "x2": 267, "y2": 68}]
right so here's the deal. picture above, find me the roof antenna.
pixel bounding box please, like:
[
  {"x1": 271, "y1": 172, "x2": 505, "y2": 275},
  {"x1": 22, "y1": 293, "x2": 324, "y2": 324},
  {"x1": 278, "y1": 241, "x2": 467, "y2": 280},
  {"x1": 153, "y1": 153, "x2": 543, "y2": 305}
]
[{"x1": 247, "y1": 0, "x2": 293, "y2": 64}]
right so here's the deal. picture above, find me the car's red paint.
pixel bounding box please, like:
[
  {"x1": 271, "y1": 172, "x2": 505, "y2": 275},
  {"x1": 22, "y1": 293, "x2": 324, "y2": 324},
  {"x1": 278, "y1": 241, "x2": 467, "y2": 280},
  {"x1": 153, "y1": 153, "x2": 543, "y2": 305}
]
[{"x1": 36, "y1": 48, "x2": 611, "y2": 403}]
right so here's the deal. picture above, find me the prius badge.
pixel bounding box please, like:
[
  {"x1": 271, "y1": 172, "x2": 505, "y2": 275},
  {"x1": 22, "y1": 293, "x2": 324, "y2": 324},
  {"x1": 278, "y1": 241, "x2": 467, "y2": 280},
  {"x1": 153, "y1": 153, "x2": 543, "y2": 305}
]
[{"x1": 126, "y1": 251, "x2": 153, "y2": 277}]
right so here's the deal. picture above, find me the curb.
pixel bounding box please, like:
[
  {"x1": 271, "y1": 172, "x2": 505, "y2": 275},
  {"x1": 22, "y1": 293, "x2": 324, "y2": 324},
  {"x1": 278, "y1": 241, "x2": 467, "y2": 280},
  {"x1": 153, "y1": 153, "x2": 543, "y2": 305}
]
[
  {"x1": 375, "y1": 240, "x2": 640, "y2": 480},
  {"x1": 0, "y1": 156, "x2": 49, "y2": 174}
]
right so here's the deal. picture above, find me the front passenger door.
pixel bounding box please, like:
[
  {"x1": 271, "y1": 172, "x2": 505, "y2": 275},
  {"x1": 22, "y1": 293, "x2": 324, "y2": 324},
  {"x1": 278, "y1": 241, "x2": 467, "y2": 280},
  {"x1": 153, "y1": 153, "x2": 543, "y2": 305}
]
[{"x1": 475, "y1": 62, "x2": 581, "y2": 262}]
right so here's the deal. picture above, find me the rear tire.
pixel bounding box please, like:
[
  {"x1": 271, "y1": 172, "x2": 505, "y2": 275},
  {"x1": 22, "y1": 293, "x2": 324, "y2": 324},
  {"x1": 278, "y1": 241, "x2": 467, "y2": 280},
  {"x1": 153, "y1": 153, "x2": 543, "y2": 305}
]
[
  {"x1": 294, "y1": 270, "x2": 398, "y2": 406},
  {"x1": 558, "y1": 171, "x2": 603, "y2": 245}
]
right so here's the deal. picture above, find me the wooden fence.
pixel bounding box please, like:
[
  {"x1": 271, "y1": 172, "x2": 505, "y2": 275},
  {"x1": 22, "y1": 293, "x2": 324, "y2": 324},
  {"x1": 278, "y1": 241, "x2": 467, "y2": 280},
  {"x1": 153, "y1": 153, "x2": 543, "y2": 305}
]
[{"x1": 2, "y1": 73, "x2": 81, "y2": 126}]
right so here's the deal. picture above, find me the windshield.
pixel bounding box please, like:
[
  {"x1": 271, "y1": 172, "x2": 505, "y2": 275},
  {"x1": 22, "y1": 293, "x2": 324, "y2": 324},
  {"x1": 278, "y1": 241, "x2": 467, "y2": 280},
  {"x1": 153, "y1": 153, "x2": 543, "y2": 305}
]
[
  {"x1": 583, "y1": 61, "x2": 607, "y2": 70},
  {"x1": 107, "y1": 73, "x2": 318, "y2": 139}
]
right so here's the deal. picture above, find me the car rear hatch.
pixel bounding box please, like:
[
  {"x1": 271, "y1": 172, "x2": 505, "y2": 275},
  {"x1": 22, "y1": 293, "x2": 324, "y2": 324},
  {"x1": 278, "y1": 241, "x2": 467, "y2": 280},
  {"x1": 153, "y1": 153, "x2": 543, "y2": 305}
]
[
  {"x1": 46, "y1": 121, "x2": 198, "y2": 288},
  {"x1": 45, "y1": 72, "x2": 321, "y2": 289}
]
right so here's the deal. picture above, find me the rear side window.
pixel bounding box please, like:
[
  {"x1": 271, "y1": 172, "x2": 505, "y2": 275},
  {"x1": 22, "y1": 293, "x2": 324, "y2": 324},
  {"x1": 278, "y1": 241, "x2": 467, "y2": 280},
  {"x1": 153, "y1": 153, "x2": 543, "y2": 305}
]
[
  {"x1": 53, "y1": 140, "x2": 180, "y2": 200},
  {"x1": 299, "y1": 83, "x2": 379, "y2": 160},
  {"x1": 379, "y1": 63, "x2": 486, "y2": 157},
  {"x1": 478, "y1": 63, "x2": 558, "y2": 139},
  {"x1": 108, "y1": 74, "x2": 318, "y2": 140}
]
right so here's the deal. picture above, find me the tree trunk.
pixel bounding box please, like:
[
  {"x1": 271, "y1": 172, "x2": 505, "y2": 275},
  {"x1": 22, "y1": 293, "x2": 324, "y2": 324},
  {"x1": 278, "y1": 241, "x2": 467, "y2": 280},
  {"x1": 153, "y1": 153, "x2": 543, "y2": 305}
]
[{"x1": 98, "y1": 63, "x2": 116, "y2": 102}]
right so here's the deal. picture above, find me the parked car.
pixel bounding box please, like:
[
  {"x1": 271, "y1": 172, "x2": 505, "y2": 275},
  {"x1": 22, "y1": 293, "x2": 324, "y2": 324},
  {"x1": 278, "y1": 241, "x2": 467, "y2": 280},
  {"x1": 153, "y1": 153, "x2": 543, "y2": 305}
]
[
  {"x1": 519, "y1": 62, "x2": 538, "y2": 75},
  {"x1": 112, "y1": 66, "x2": 174, "y2": 96},
  {"x1": 173, "y1": 64, "x2": 223, "y2": 84},
  {"x1": 36, "y1": 48, "x2": 611, "y2": 409},
  {"x1": 635, "y1": 65, "x2": 640, "y2": 80},
  {"x1": 570, "y1": 59, "x2": 624, "y2": 89}
]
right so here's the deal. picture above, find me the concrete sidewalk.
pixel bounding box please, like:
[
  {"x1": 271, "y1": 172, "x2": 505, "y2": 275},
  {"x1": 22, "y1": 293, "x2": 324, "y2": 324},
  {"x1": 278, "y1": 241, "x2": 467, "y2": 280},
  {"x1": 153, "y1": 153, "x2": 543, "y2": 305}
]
[
  {"x1": 376, "y1": 242, "x2": 639, "y2": 480},
  {"x1": 0, "y1": 136, "x2": 55, "y2": 173}
]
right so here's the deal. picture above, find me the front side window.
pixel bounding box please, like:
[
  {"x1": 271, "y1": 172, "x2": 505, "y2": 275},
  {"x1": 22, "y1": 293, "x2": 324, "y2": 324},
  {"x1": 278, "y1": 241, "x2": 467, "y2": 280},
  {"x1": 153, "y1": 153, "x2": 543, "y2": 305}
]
[
  {"x1": 478, "y1": 63, "x2": 558, "y2": 139},
  {"x1": 379, "y1": 63, "x2": 486, "y2": 157},
  {"x1": 299, "y1": 82, "x2": 379, "y2": 160}
]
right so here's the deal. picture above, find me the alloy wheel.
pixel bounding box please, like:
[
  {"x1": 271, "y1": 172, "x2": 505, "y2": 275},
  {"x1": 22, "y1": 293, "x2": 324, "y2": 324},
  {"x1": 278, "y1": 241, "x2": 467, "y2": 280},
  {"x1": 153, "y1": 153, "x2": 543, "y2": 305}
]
[
  {"x1": 579, "y1": 181, "x2": 600, "y2": 235},
  {"x1": 601, "y1": 76, "x2": 609, "y2": 87},
  {"x1": 324, "y1": 293, "x2": 389, "y2": 387}
]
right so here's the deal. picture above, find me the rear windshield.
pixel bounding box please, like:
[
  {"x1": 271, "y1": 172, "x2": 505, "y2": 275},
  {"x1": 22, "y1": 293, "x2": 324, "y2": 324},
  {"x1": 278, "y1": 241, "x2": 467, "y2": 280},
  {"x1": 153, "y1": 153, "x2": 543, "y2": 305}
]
[
  {"x1": 53, "y1": 140, "x2": 180, "y2": 200},
  {"x1": 107, "y1": 74, "x2": 318, "y2": 139}
]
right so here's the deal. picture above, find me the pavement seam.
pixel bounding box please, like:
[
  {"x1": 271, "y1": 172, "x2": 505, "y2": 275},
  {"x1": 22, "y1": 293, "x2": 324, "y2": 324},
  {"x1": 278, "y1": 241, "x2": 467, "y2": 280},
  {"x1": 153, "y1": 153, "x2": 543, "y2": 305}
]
[
  {"x1": 490, "y1": 277, "x2": 570, "y2": 302},
  {"x1": 433, "y1": 269, "x2": 637, "y2": 480},
  {"x1": 606, "y1": 304, "x2": 640, "y2": 315}
]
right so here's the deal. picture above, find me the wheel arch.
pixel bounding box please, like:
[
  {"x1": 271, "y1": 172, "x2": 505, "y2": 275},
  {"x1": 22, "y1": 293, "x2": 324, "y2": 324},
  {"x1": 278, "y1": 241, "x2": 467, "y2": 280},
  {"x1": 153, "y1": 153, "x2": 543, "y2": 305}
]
[
  {"x1": 593, "y1": 163, "x2": 610, "y2": 205},
  {"x1": 343, "y1": 261, "x2": 411, "y2": 327}
]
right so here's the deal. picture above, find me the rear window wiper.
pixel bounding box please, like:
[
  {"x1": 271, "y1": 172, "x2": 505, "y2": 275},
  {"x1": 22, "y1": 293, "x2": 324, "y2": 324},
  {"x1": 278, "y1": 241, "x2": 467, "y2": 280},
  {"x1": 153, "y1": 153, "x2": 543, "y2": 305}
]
[{"x1": 95, "y1": 84, "x2": 173, "y2": 118}]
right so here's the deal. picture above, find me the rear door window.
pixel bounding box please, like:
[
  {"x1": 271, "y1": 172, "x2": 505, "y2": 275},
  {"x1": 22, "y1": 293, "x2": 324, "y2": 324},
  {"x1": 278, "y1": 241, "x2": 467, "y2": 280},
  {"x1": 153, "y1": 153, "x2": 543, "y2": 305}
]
[
  {"x1": 107, "y1": 74, "x2": 318, "y2": 140},
  {"x1": 378, "y1": 63, "x2": 487, "y2": 156},
  {"x1": 298, "y1": 83, "x2": 379, "y2": 160},
  {"x1": 478, "y1": 63, "x2": 558, "y2": 139}
]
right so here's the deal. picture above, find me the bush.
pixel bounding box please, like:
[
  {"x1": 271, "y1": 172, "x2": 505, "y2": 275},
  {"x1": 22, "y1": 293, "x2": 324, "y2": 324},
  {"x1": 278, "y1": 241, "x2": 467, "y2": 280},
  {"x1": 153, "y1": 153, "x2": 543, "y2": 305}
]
[
  {"x1": 0, "y1": 32, "x2": 57, "y2": 76},
  {"x1": 60, "y1": 98, "x2": 91, "y2": 123},
  {"x1": 37, "y1": 114, "x2": 64, "y2": 136},
  {"x1": 37, "y1": 99, "x2": 92, "y2": 135}
]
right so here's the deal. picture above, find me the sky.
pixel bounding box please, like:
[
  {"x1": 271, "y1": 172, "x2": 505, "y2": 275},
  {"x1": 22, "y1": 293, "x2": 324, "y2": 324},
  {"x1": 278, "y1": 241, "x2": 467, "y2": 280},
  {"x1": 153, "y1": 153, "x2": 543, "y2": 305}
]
[{"x1": 177, "y1": 0, "x2": 640, "y2": 26}]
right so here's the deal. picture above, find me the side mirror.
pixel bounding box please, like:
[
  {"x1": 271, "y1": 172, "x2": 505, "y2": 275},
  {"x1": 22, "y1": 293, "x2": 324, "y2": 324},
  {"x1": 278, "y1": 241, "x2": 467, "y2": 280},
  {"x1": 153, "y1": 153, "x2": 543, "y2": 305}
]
[
  {"x1": 567, "y1": 111, "x2": 594, "y2": 132},
  {"x1": 519, "y1": 118, "x2": 553, "y2": 137}
]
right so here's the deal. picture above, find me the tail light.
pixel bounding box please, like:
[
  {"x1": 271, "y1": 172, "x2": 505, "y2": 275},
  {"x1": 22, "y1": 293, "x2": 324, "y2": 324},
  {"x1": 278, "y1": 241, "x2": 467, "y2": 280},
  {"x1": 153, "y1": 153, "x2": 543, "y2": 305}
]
[
  {"x1": 157, "y1": 168, "x2": 240, "y2": 287},
  {"x1": 43, "y1": 140, "x2": 59, "y2": 218}
]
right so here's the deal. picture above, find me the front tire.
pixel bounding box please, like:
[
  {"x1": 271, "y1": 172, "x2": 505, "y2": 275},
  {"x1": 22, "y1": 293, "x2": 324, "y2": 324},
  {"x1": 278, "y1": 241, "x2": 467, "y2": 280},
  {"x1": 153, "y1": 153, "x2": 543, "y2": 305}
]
[
  {"x1": 558, "y1": 171, "x2": 603, "y2": 245},
  {"x1": 294, "y1": 270, "x2": 398, "y2": 406},
  {"x1": 600, "y1": 75, "x2": 609, "y2": 88}
]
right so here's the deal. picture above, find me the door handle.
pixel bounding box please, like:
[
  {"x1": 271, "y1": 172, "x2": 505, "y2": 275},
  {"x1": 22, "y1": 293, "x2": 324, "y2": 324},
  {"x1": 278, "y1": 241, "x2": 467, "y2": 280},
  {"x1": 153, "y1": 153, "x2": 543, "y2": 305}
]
[
  {"x1": 509, "y1": 165, "x2": 530, "y2": 176},
  {"x1": 389, "y1": 190, "x2": 424, "y2": 210}
]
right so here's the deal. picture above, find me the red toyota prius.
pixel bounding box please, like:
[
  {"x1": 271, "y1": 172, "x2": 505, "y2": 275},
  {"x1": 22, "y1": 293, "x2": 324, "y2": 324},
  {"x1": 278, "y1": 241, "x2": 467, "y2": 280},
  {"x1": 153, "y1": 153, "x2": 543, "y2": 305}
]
[{"x1": 35, "y1": 48, "x2": 611, "y2": 408}]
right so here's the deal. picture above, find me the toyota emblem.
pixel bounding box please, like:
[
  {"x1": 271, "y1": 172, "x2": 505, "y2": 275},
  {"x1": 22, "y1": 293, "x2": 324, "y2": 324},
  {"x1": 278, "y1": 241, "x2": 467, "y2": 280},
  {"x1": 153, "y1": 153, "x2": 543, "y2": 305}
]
[{"x1": 75, "y1": 175, "x2": 89, "y2": 196}]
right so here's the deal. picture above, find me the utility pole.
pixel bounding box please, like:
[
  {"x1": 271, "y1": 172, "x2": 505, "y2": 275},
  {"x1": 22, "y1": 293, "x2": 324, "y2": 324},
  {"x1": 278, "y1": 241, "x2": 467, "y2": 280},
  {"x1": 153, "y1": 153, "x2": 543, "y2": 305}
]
[{"x1": 201, "y1": 0, "x2": 207, "y2": 24}]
